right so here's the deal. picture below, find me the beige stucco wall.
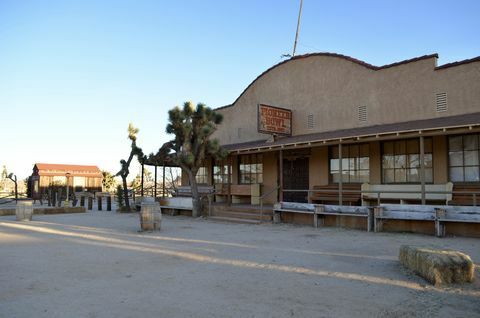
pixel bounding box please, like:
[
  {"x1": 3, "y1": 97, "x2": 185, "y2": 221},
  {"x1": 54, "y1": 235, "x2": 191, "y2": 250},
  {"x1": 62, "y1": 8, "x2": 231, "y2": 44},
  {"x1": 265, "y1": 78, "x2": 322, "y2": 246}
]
[{"x1": 213, "y1": 55, "x2": 480, "y2": 145}]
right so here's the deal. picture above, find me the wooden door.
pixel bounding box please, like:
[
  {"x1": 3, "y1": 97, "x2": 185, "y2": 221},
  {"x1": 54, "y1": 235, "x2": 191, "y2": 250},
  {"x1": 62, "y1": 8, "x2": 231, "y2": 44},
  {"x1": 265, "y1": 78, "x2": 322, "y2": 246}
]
[{"x1": 283, "y1": 158, "x2": 309, "y2": 202}]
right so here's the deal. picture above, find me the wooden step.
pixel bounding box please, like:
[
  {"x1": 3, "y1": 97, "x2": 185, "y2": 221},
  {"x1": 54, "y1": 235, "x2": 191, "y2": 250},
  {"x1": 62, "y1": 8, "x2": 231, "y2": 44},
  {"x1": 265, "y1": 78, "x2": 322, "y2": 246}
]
[{"x1": 212, "y1": 205, "x2": 272, "y2": 214}]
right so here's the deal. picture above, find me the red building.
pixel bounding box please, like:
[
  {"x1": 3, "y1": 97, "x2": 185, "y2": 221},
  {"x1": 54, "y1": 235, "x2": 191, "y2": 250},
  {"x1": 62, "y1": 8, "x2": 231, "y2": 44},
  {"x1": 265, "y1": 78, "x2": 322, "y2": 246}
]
[{"x1": 30, "y1": 163, "x2": 103, "y2": 199}]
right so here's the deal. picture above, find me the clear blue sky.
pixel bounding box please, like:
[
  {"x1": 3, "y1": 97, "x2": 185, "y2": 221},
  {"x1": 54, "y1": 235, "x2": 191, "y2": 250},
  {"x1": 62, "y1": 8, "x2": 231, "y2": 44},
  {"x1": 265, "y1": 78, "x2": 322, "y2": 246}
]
[{"x1": 1, "y1": 0, "x2": 479, "y2": 180}]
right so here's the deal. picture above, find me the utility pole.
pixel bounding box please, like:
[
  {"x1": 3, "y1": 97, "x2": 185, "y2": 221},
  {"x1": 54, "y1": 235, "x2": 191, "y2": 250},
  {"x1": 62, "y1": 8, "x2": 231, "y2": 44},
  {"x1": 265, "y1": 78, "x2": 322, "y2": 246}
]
[{"x1": 292, "y1": 0, "x2": 303, "y2": 57}]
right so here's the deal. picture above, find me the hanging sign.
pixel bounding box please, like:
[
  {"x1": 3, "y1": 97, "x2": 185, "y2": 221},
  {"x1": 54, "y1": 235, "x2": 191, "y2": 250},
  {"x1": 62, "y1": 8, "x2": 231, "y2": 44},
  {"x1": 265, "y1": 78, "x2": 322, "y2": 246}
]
[{"x1": 257, "y1": 104, "x2": 292, "y2": 136}]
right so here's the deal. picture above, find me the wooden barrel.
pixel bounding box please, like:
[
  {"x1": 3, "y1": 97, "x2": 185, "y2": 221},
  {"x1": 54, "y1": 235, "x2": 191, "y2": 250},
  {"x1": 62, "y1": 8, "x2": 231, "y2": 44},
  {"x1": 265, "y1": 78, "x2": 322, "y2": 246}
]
[
  {"x1": 16, "y1": 200, "x2": 33, "y2": 221},
  {"x1": 140, "y1": 200, "x2": 162, "y2": 231}
]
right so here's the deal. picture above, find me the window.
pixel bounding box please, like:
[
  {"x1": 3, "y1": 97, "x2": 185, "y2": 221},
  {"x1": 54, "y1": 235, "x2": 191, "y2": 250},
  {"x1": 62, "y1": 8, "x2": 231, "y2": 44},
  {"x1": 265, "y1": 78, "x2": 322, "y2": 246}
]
[
  {"x1": 239, "y1": 154, "x2": 263, "y2": 184},
  {"x1": 448, "y1": 134, "x2": 480, "y2": 182},
  {"x1": 330, "y1": 144, "x2": 369, "y2": 183},
  {"x1": 195, "y1": 167, "x2": 208, "y2": 184},
  {"x1": 382, "y1": 138, "x2": 433, "y2": 183},
  {"x1": 213, "y1": 160, "x2": 231, "y2": 184}
]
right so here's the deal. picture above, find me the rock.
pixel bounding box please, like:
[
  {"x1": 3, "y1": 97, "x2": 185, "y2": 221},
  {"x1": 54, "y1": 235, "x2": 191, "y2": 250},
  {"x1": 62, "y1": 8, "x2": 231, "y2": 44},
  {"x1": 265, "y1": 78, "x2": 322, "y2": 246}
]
[{"x1": 399, "y1": 245, "x2": 475, "y2": 285}]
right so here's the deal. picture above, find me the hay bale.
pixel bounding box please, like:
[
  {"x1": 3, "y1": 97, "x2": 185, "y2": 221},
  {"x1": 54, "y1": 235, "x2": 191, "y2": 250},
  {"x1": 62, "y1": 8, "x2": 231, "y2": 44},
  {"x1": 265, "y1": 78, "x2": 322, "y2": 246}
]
[{"x1": 399, "y1": 245, "x2": 475, "y2": 285}]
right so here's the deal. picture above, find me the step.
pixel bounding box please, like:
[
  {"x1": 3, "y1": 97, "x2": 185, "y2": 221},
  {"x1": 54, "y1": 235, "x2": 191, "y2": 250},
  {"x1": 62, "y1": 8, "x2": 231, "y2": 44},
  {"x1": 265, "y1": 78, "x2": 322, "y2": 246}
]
[
  {"x1": 213, "y1": 205, "x2": 272, "y2": 214},
  {"x1": 210, "y1": 210, "x2": 272, "y2": 221},
  {"x1": 208, "y1": 216, "x2": 261, "y2": 224}
]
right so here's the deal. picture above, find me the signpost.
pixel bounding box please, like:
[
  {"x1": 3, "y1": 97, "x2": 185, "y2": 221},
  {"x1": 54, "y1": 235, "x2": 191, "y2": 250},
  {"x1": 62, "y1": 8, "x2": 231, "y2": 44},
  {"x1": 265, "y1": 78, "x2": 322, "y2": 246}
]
[{"x1": 257, "y1": 104, "x2": 292, "y2": 136}]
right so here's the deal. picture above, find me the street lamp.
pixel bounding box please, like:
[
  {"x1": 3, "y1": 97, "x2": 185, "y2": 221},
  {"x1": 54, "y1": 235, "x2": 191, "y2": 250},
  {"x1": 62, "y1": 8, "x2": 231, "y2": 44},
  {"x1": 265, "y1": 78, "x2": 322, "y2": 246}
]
[{"x1": 65, "y1": 173, "x2": 71, "y2": 207}]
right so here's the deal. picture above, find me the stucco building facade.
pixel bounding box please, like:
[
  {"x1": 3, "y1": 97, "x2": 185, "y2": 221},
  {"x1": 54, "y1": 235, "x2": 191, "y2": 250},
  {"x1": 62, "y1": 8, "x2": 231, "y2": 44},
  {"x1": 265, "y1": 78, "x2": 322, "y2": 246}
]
[{"x1": 187, "y1": 53, "x2": 480, "y2": 209}]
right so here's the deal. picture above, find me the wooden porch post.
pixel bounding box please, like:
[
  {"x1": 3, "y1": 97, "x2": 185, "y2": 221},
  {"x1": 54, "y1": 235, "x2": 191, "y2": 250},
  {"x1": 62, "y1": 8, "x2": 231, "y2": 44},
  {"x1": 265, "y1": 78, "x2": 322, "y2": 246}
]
[
  {"x1": 141, "y1": 163, "x2": 144, "y2": 197},
  {"x1": 162, "y1": 164, "x2": 166, "y2": 197},
  {"x1": 154, "y1": 165, "x2": 157, "y2": 198},
  {"x1": 279, "y1": 149, "x2": 284, "y2": 202},
  {"x1": 338, "y1": 143, "x2": 343, "y2": 206},
  {"x1": 420, "y1": 136, "x2": 426, "y2": 205},
  {"x1": 227, "y1": 156, "x2": 232, "y2": 206}
]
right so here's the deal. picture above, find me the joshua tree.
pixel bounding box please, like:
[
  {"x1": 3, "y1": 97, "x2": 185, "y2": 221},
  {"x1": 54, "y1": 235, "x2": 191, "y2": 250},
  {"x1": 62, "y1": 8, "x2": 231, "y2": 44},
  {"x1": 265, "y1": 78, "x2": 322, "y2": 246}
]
[
  {"x1": 6, "y1": 173, "x2": 18, "y2": 201},
  {"x1": 101, "y1": 171, "x2": 117, "y2": 193},
  {"x1": 116, "y1": 123, "x2": 144, "y2": 210},
  {"x1": 164, "y1": 101, "x2": 227, "y2": 217}
]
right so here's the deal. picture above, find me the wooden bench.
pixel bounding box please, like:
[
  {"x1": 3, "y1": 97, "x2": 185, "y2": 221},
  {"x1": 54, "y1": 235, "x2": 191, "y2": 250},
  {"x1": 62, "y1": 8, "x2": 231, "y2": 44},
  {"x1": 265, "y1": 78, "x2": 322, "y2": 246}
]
[
  {"x1": 373, "y1": 204, "x2": 438, "y2": 232},
  {"x1": 309, "y1": 184, "x2": 361, "y2": 205},
  {"x1": 214, "y1": 184, "x2": 261, "y2": 205},
  {"x1": 362, "y1": 183, "x2": 453, "y2": 205},
  {"x1": 273, "y1": 202, "x2": 318, "y2": 226},
  {"x1": 451, "y1": 184, "x2": 480, "y2": 206},
  {"x1": 434, "y1": 206, "x2": 480, "y2": 237},
  {"x1": 159, "y1": 197, "x2": 193, "y2": 216},
  {"x1": 273, "y1": 202, "x2": 372, "y2": 230},
  {"x1": 316, "y1": 205, "x2": 373, "y2": 232},
  {"x1": 175, "y1": 185, "x2": 214, "y2": 197}
]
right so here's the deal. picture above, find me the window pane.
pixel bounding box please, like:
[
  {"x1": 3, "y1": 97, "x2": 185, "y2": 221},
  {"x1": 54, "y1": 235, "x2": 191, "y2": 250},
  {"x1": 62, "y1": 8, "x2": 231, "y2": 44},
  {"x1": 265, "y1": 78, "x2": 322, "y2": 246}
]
[
  {"x1": 465, "y1": 167, "x2": 480, "y2": 182},
  {"x1": 464, "y1": 151, "x2": 479, "y2": 166},
  {"x1": 424, "y1": 154, "x2": 433, "y2": 168},
  {"x1": 425, "y1": 168, "x2": 433, "y2": 183},
  {"x1": 407, "y1": 168, "x2": 420, "y2": 182},
  {"x1": 449, "y1": 167, "x2": 464, "y2": 182},
  {"x1": 330, "y1": 159, "x2": 339, "y2": 171},
  {"x1": 408, "y1": 154, "x2": 420, "y2": 168},
  {"x1": 257, "y1": 163, "x2": 263, "y2": 173},
  {"x1": 383, "y1": 155, "x2": 394, "y2": 169},
  {"x1": 395, "y1": 169, "x2": 406, "y2": 182},
  {"x1": 358, "y1": 170, "x2": 369, "y2": 183},
  {"x1": 463, "y1": 135, "x2": 478, "y2": 150},
  {"x1": 359, "y1": 157, "x2": 369, "y2": 170},
  {"x1": 341, "y1": 158, "x2": 349, "y2": 171},
  {"x1": 394, "y1": 155, "x2": 406, "y2": 169},
  {"x1": 349, "y1": 158, "x2": 355, "y2": 170},
  {"x1": 383, "y1": 169, "x2": 394, "y2": 183},
  {"x1": 449, "y1": 151, "x2": 463, "y2": 166},
  {"x1": 449, "y1": 136, "x2": 463, "y2": 152},
  {"x1": 332, "y1": 171, "x2": 340, "y2": 183}
]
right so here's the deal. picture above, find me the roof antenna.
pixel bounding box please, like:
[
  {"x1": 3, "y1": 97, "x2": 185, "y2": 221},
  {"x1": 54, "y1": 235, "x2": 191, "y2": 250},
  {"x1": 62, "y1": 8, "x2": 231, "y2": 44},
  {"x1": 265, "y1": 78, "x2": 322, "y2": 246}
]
[{"x1": 292, "y1": 0, "x2": 303, "y2": 57}]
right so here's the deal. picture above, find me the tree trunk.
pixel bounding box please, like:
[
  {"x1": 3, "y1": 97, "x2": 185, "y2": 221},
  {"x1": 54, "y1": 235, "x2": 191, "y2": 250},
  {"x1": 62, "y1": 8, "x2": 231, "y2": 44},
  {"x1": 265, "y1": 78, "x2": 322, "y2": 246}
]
[
  {"x1": 122, "y1": 177, "x2": 130, "y2": 210},
  {"x1": 186, "y1": 169, "x2": 201, "y2": 217}
]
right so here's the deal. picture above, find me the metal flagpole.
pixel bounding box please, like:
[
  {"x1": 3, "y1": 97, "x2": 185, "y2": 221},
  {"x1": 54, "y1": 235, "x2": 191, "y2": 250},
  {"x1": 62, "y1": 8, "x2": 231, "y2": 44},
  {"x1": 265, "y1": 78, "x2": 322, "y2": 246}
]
[{"x1": 292, "y1": 0, "x2": 303, "y2": 57}]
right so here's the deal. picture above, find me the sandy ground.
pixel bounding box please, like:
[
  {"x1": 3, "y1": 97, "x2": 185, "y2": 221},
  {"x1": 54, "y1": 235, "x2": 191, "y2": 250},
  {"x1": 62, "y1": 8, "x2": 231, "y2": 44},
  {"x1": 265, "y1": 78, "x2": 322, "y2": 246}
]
[{"x1": 0, "y1": 211, "x2": 479, "y2": 318}]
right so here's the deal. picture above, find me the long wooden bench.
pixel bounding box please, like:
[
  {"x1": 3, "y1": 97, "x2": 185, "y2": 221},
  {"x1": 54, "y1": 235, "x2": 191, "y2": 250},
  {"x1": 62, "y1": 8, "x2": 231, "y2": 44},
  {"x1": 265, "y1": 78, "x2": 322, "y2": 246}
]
[
  {"x1": 451, "y1": 184, "x2": 480, "y2": 206},
  {"x1": 362, "y1": 183, "x2": 453, "y2": 205},
  {"x1": 273, "y1": 202, "x2": 372, "y2": 230},
  {"x1": 309, "y1": 184, "x2": 361, "y2": 205},
  {"x1": 374, "y1": 204, "x2": 437, "y2": 233},
  {"x1": 214, "y1": 184, "x2": 261, "y2": 205},
  {"x1": 434, "y1": 206, "x2": 480, "y2": 237}
]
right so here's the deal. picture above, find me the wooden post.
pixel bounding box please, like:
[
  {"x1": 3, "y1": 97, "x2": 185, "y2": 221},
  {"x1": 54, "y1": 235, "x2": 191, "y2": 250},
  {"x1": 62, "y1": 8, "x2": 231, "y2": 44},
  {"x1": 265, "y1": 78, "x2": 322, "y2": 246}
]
[
  {"x1": 106, "y1": 196, "x2": 112, "y2": 211},
  {"x1": 227, "y1": 156, "x2": 232, "y2": 206},
  {"x1": 420, "y1": 136, "x2": 426, "y2": 205},
  {"x1": 97, "y1": 196, "x2": 102, "y2": 211},
  {"x1": 279, "y1": 149, "x2": 284, "y2": 202},
  {"x1": 338, "y1": 143, "x2": 343, "y2": 206},
  {"x1": 154, "y1": 166, "x2": 158, "y2": 198},
  {"x1": 162, "y1": 164, "x2": 166, "y2": 197},
  {"x1": 141, "y1": 163, "x2": 144, "y2": 197}
]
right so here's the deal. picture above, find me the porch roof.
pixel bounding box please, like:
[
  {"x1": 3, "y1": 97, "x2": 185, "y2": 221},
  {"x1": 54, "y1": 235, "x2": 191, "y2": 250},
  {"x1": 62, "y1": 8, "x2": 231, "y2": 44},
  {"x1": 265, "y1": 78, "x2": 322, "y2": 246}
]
[{"x1": 223, "y1": 112, "x2": 480, "y2": 154}]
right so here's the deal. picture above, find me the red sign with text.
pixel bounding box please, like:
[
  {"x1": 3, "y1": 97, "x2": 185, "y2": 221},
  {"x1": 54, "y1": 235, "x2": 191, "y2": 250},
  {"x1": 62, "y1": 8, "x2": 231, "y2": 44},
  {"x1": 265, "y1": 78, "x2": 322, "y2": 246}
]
[{"x1": 258, "y1": 104, "x2": 292, "y2": 136}]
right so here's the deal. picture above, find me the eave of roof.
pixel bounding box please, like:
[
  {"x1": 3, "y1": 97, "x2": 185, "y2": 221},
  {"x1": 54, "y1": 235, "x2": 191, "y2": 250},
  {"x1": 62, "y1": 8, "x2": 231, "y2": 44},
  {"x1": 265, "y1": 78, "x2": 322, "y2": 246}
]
[
  {"x1": 215, "y1": 52, "x2": 480, "y2": 112},
  {"x1": 222, "y1": 112, "x2": 480, "y2": 153}
]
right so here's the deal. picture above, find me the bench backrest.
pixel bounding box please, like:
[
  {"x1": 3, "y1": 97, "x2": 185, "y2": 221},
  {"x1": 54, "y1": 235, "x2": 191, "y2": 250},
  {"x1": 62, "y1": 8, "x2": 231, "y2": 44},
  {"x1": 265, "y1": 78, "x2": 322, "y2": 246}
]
[
  {"x1": 440, "y1": 206, "x2": 480, "y2": 221},
  {"x1": 176, "y1": 185, "x2": 214, "y2": 196},
  {"x1": 322, "y1": 204, "x2": 369, "y2": 214},
  {"x1": 161, "y1": 197, "x2": 193, "y2": 209},
  {"x1": 362, "y1": 183, "x2": 453, "y2": 201},
  {"x1": 280, "y1": 202, "x2": 315, "y2": 212}
]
